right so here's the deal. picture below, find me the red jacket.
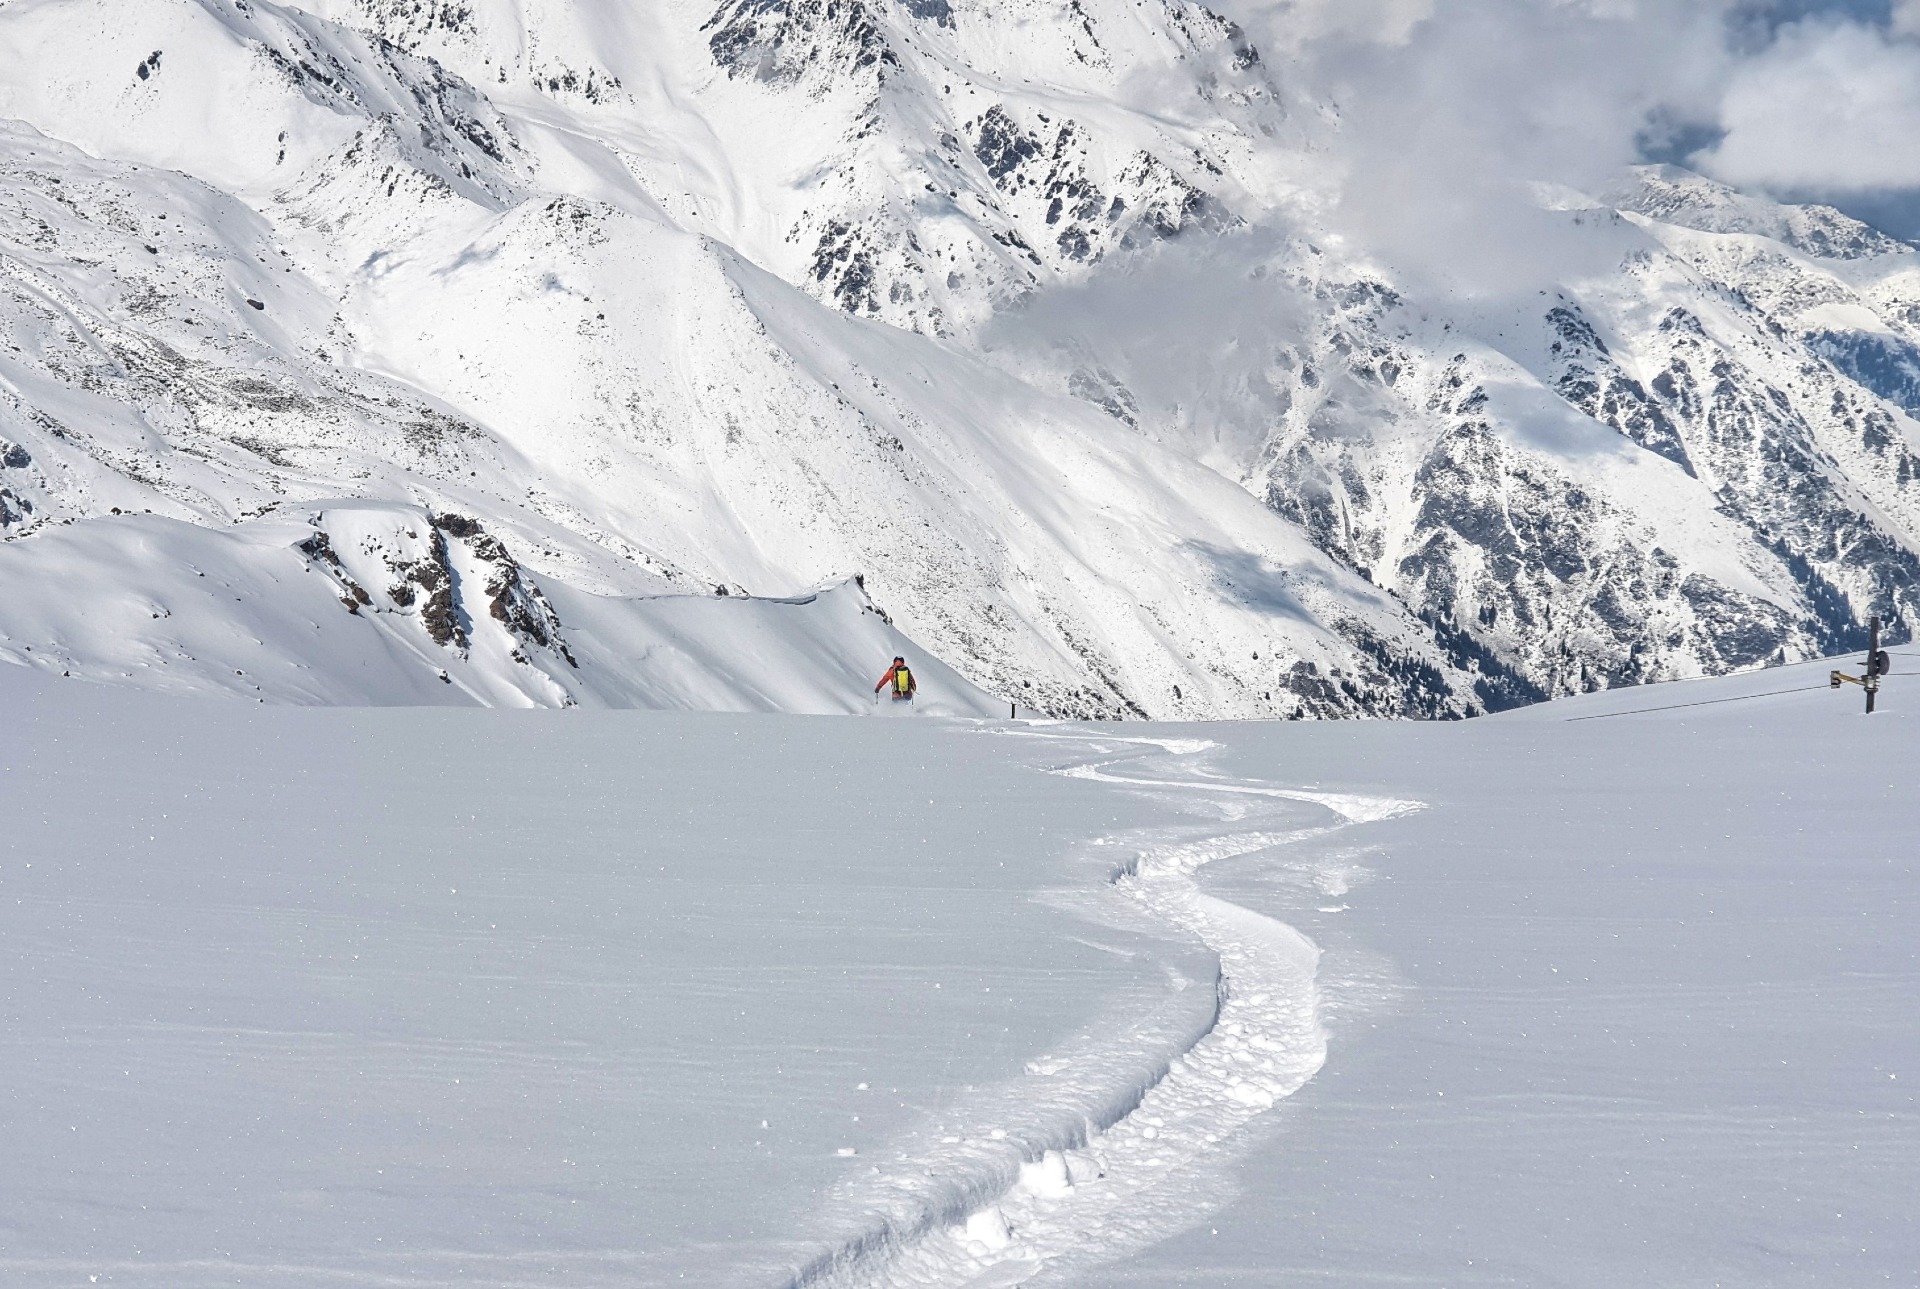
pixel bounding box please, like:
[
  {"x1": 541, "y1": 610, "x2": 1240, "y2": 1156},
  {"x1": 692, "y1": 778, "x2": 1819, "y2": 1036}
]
[{"x1": 876, "y1": 662, "x2": 916, "y2": 696}]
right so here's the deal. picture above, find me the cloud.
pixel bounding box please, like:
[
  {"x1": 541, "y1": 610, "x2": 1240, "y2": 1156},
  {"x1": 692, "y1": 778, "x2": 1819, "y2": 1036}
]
[
  {"x1": 1696, "y1": 17, "x2": 1920, "y2": 192},
  {"x1": 1253, "y1": 0, "x2": 1737, "y2": 292},
  {"x1": 1249, "y1": 0, "x2": 1438, "y2": 48},
  {"x1": 1207, "y1": 1, "x2": 1920, "y2": 274},
  {"x1": 982, "y1": 227, "x2": 1317, "y2": 463}
]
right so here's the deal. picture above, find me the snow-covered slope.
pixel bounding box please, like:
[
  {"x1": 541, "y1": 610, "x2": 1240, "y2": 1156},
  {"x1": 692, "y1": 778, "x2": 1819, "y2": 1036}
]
[
  {"x1": 0, "y1": 502, "x2": 1004, "y2": 711},
  {"x1": 4, "y1": 652, "x2": 1912, "y2": 1286},
  {"x1": 1, "y1": 0, "x2": 1918, "y2": 716}
]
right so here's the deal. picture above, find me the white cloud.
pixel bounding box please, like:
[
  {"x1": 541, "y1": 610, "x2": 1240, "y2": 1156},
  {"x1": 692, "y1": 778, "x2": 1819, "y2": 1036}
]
[
  {"x1": 1254, "y1": 0, "x2": 1437, "y2": 49},
  {"x1": 1059, "y1": 0, "x2": 1916, "y2": 310},
  {"x1": 1225, "y1": 1, "x2": 1920, "y2": 269},
  {"x1": 1698, "y1": 20, "x2": 1920, "y2": 192},
  {"x1": 1249, "y1": 0, "x2": 1736, "y2": 290}
]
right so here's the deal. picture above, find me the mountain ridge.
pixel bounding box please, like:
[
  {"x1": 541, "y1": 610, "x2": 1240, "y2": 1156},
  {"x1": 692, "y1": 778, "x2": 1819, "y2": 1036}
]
[{"x1": 0, "y1": 0, "x2": 1916, "y2": 717}]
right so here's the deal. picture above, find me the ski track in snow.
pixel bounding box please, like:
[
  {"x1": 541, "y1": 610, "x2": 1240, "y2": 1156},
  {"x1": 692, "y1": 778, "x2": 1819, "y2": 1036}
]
[{"x1": 788, "y1": 730, "x2": 1423, "y2": 1289}]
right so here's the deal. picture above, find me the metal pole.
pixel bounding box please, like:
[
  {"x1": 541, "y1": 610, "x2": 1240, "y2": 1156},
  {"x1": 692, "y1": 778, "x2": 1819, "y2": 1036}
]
[{"x1": 1867, "y1": 614, "x2": 1882, "y2": 715}]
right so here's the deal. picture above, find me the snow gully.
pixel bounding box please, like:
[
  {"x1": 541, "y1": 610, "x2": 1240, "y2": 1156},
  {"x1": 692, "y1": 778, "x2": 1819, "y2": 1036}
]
[{"x1": 791, "y1": 729, "x2": 1422, "y2": 1289}]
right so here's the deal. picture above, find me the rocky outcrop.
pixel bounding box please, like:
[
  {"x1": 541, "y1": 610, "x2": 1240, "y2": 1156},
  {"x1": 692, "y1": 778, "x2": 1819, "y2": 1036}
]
[{"x1": 296, "y1": 509, "x2": 576, "y2": 678}]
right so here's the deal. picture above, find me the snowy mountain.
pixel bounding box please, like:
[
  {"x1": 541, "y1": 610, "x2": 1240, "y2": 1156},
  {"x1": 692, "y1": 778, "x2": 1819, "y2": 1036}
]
[{"x1": 1, "y1": 0, "x2": 1917, "y2": 716}]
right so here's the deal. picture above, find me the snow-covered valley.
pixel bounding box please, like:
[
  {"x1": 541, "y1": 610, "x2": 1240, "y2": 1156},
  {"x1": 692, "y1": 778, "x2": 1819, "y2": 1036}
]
[{"x1": 4, "y1": 658, "x2": 1914, "y2": 1285}]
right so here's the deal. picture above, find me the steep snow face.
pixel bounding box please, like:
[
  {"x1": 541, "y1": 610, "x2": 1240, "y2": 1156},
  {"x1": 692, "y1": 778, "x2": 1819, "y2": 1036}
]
[
  {"x1": 300, "y1": 0, "x2": 1280, "y2": 336},
  {"x1": 0, "y1": 1, "x2": 1464, "y2": 720},
  {"x1": 0, "y1": 0, "x2": 1917, "y2": 716},
  {"x1": 0, "y1": 0, "x2": 523, "y2": 203}
]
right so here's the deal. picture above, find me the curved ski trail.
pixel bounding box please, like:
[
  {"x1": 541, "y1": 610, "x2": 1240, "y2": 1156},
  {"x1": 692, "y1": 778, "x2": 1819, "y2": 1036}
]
[{"x1": 790, "y1": 729, "x2": 1421, "y2": 1289}]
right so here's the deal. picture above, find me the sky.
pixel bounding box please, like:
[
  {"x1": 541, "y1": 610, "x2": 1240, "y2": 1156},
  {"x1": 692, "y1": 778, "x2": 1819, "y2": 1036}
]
[{"x1": 1250, "y1": 0, "x2": 1920, "y2": 241}]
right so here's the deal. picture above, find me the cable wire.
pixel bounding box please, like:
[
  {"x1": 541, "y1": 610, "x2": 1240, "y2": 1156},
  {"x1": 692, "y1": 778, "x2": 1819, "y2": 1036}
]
[{"x1": 1564, "y1": 683, "x2": 1834, "y2": 722}]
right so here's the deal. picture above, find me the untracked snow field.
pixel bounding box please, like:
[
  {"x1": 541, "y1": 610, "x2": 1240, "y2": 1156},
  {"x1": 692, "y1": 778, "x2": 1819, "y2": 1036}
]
[{"x1": 2, "y1": 658, "x2": 1916, "y2": 1287}]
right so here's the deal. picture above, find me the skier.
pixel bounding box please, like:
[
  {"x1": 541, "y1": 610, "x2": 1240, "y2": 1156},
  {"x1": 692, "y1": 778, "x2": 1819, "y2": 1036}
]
[{"x1": 875, "y1": 656, "x2": 917, "y2": 702}]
